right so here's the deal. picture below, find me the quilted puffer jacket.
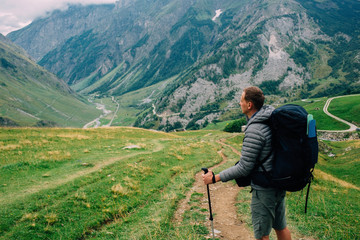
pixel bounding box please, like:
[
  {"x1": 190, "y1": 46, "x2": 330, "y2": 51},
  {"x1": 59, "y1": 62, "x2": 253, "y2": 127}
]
[{"x1": 219, "y1": 105, "x2": 274, "y2": 188}]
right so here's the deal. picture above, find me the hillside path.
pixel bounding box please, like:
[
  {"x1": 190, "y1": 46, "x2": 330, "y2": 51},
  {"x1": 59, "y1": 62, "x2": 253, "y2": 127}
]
[
  {"x1": 175, "y1": 138, "x2": 254, "y2": 240},
  {"x1": 321, "y1": 95, "x2": 359, "y2": 132}
]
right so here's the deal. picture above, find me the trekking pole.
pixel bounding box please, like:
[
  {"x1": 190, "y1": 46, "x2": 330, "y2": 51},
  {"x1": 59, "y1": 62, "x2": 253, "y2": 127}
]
[{"x1": 201, "y1": 167, "x2": 215, "y2": 240}]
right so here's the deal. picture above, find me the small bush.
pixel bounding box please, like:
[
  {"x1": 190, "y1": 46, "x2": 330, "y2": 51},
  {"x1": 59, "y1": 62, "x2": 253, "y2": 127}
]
[{"x1": 223, "y1": 118, "x2": 247, "y2": 132}]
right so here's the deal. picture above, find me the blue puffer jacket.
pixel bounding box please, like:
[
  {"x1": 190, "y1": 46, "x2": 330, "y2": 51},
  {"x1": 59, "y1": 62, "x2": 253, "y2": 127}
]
[{"x1": 219, "y1": 105, "x2": 274, "y2": 188}]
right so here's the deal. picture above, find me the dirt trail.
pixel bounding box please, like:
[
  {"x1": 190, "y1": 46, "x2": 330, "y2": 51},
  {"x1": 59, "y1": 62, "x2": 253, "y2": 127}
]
[{"x1": 175, "y1": 139, "x2": 254, "y2": 239}]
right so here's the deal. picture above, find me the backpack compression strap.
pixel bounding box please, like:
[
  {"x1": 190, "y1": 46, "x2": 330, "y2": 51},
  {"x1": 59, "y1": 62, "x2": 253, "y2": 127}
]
[{"x1": 304, "y1": 170, "x2": 315, "y2": 214}]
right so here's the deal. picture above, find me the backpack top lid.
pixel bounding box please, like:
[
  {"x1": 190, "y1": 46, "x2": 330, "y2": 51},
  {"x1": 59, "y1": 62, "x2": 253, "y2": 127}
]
[{"x1": 270, "y1": 104, "x2": 308, "y2": 136}]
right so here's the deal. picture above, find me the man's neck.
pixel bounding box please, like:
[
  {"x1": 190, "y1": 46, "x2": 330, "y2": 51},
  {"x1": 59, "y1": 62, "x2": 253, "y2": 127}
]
[{"x1": 246, "y1": 109, "x2": 258, "y2": 119}]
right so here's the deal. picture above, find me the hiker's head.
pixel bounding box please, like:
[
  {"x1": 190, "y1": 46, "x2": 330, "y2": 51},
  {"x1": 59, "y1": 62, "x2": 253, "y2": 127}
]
[{"x1": 240, "y1": 86, "x2": 265, "y2": 116}]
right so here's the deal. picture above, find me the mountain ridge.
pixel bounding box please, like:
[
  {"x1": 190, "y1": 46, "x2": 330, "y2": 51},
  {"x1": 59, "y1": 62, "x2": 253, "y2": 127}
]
[{"x1": 6, "y1": 0, "x2": 360, "y2": 130}]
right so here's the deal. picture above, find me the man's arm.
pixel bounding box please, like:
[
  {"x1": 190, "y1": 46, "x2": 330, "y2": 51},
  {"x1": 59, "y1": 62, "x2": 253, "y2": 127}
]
[{"x1": 219, "y1": 128, "x2": 265, "y2": 182}]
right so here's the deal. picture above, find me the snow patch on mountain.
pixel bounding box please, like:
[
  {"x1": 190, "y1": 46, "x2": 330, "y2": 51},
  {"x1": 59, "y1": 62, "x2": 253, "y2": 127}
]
[{"x1": 212, "y1": 9, "x2": 222, "y2": 21}]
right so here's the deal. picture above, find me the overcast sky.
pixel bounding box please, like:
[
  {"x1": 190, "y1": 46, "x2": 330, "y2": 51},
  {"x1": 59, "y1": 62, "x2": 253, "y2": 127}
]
[{"x1": 0, "y1": 0, "x2": 116, "y2": 36}]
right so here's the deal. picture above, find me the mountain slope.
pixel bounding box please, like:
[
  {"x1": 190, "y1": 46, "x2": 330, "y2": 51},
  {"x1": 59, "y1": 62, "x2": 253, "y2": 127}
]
[
  {"x1": 0, "y1": 34, "x2": 101, "y2": 127},
  {"x1": 7, "y1": 0, "x2": 360, "y2": 130}
]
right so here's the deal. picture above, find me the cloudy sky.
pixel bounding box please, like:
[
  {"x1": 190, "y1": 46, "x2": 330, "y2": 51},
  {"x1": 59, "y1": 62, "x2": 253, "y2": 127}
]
[{"x1": 0, "y1": 0, "x2": 116, "y2": 35}]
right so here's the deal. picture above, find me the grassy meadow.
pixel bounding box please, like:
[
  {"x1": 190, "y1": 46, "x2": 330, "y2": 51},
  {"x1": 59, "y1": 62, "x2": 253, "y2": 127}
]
[
  {"x1": 328, "y1": 95, "x2": 360, "y2": 126},
  {"x1": 1, "y1": 127, "x2": 359, "y2": 239},
  {"x1": 0, "y1": 127, "x2": 224, "y2": 239}
]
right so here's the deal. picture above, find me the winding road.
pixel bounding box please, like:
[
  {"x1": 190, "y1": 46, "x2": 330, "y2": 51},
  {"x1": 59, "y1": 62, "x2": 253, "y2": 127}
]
[{"x1": 321, "y1": 94, "x2": 359, "y2": 132}]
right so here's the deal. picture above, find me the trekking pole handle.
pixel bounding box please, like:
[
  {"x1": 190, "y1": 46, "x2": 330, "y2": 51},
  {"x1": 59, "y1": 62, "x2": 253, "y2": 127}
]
[
  {"x1": 202, "y1": 167, "x2": 216, "y2": 184},
  {"x1": 201, "y1": 167, "x2": 208, "y2": 174}
]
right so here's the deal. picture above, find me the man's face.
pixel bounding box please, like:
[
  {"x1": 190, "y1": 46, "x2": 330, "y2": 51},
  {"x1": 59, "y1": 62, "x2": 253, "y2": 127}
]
[{"x1": 239, "y1": 91, "x2": 249, "y2": 115}]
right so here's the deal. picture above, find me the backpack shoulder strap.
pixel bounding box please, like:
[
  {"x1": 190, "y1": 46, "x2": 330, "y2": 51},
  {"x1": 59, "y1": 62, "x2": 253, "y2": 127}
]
[
  {"x1": 253, "y1": 120, "x2": 273, "y2": 176},
  {"x1": 256, "y1": 150, "x2": 272, "y2": 175}
]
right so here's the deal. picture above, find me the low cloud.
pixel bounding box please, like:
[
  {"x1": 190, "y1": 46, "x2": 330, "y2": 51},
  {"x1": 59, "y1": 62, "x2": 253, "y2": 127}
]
[{"x1": 0, "y1": 0, "x2": 115, "y2": 35}]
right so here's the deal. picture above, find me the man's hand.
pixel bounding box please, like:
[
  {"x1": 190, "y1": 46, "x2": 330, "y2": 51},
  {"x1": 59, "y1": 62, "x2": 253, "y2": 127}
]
[{"x1": 202, "y1": 170, "x2": 214, "y2": 185}]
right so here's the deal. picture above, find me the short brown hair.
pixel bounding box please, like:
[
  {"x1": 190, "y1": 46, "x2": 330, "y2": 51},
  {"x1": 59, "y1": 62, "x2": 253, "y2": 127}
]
[{"x1": 243, "y1": 86, "x2": 265, "y2": 110}]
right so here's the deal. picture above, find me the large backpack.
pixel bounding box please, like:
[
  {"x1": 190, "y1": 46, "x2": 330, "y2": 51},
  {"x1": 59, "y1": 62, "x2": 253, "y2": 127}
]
[{"x1": 252, "y1": 104, "x2": 319, "y2": 212}]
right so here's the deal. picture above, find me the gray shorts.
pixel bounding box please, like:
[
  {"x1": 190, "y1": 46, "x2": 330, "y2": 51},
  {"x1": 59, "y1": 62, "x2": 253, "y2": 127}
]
[{"x1": 251, "y1": 188, "x2": 287, "y2": 239}]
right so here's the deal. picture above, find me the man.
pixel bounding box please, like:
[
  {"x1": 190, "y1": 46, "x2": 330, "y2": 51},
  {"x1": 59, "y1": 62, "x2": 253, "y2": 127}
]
[{"x1": 203, "y1": 86, "x2": 292, "y2": 240}]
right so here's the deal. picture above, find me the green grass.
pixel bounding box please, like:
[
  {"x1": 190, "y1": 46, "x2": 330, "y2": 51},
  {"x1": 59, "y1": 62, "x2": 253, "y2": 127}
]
[
  {"x1": 0, "y1": 78, "x2": 101, "y2": 127},
  {"x1": 202, "y1": 120, "x2": 232, "y2": 130},
  {"x1": 328, "y1": 95, "x2": 360, "y2": 126},
  {"x1": 0, "y1": 127, "x2": 224, "y2": 239},
  {"x1": 0, "y1": 39, "x2": 101, "y2": 128},
  {"x1": 317, "y1": 140, "x2": 360, "y2": 186},
  {"x1": 1, "y1": 127, "x2": 359, "y2": 239}
]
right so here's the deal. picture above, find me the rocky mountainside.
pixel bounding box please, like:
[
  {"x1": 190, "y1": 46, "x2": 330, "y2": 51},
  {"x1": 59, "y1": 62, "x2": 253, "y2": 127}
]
[
  {"x1": 0, "y1": 34, "x2": 100, "y2": 127},
  {"x1": 7, "y1": 0, "x2": 360, "y2": 130}
]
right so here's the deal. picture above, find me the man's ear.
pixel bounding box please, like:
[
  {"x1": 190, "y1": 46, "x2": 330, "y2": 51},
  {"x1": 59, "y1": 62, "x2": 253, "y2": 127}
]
[{"x1": 247, "y1": 101, "x2": 253, "y2": 110}]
